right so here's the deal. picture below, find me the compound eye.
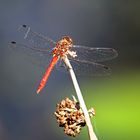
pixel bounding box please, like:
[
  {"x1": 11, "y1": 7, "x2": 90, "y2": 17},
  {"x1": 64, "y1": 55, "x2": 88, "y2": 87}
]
[
  {"x1": 62, "y1": 36, "x2": 73, "y2": 45},
  {"x1": 64, "y1": 36, "x2": 69, "y2": 40}
]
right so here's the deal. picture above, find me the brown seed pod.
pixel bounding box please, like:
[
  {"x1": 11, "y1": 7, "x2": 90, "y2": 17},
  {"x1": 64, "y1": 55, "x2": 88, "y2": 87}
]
[{"x1": 54, "y1": 97, "x2": 86, "y2": 137}]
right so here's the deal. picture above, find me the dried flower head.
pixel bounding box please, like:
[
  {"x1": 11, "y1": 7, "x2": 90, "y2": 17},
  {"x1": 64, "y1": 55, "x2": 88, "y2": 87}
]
[{"x1": 54, "y1": 97, "x2": 95, "y2": 137}]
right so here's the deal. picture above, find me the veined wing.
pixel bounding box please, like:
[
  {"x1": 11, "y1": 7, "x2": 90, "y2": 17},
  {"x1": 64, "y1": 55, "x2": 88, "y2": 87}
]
[
  {"x1": 9, "y1": 41, "x2": 52, "y2": 68},
  {"x1": 71, "y1": 45, "x2": 118, "y2": 62},
  {"x1": 57, "y1": 59, "x2": 111, "y2": 76},
  {"x1": 18, "y1": 25, "x2": 56, "y2": 50}
]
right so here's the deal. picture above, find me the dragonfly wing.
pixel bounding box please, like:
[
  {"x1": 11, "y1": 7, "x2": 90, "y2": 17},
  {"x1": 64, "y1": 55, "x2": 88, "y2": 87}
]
[
  {"x1": 57, "y1": 59, "x2": 111, "y2": 76},
  {"x1": 70, "y1": 59, "x2": 111, "y2": 76},
  {"x1": 18, "y1": 25, "x2": 56, "y2": 51},
  {"x1": 71, "y1": 45, "x2": 118, "y2": 62},
  {"x1": 9, "y1": 41, "x2": 52, "y2": 68}
]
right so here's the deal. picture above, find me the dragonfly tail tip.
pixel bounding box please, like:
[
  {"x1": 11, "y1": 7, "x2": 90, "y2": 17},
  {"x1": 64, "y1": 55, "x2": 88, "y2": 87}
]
[{"x1": 36, "y1": 89, "x2": 41, "y2": 94}]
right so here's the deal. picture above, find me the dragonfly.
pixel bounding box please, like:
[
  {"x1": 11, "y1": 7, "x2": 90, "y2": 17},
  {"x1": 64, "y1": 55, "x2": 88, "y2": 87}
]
[{"x1": 10, "y1": 25, "x2": 118, "y2": 94}]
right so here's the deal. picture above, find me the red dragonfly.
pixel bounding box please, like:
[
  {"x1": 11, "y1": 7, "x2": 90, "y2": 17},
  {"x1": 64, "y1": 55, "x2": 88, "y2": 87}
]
[{"x1": 10, "y1": 25, "x2": 118, "y2": 94}]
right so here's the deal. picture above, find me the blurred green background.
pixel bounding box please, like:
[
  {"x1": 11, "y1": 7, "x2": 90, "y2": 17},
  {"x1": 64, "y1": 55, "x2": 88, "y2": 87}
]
[{"x1": 0, "y1": 0, "x2": 140, "y2": 140}]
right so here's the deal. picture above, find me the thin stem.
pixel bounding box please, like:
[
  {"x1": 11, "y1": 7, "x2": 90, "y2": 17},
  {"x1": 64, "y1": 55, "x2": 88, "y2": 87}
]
[{"x1": 63, "y1": 57, "x2": 98, "y2": 140}]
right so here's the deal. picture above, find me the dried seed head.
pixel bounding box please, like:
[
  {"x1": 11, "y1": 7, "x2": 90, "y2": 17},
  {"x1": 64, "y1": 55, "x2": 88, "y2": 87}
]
[{"x1": 54, "y1": 97, "x2": 86, "y2": 137}]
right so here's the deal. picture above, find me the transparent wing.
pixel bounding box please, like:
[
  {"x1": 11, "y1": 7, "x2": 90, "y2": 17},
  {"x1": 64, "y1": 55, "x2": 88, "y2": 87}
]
[
  {"x1": 9, "y1": 41, "x2": 52, "y2": 68},
  {"x1": 57, "y1": 59, "x2": 111, "y2": 76},
  {"x1": 18, "y1": 25, "x2": 56, "y2": 50},
  {"x1": 71, "y1": 45, "x2": 118, "y2": 62},
  {"x1": 10, "y1": 41, "x2": 112, "y2": 75}
]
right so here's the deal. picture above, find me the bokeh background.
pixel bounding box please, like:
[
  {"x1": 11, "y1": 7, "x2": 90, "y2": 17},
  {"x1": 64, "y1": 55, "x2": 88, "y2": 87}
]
[{"x1": 0, "y1": 0, "x2": 140, "y2": 140}]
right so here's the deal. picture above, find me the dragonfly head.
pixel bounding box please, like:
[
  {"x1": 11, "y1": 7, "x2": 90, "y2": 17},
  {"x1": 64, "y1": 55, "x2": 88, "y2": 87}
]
[
  {"x1": 61, "y1": 36, "x2": 73, "y2": 46},
  {"x1": 53, "y1": 36, "x2": 74, "y2": 57}
]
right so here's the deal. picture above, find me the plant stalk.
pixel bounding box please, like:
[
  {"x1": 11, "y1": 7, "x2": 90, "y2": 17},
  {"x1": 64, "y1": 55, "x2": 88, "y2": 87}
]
[{"x1": 63, "y1": 57, "x2": 98, "y2": 140}]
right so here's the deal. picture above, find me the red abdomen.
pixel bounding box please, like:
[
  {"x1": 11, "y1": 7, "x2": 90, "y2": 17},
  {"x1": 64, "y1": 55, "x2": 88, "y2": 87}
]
[{"x1": 36, "y1": 55, "x2": 59, "y2": 94}]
